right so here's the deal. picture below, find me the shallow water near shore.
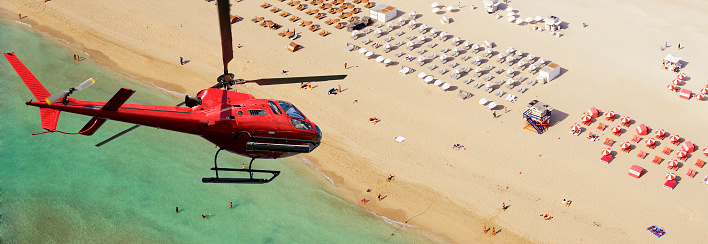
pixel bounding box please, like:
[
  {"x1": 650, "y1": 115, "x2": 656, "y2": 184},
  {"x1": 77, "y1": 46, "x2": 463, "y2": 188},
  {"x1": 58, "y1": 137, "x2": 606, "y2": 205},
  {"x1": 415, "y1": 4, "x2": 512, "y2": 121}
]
[{"x1": 0, "y1": 20, "x2": 431, "y2": 243}]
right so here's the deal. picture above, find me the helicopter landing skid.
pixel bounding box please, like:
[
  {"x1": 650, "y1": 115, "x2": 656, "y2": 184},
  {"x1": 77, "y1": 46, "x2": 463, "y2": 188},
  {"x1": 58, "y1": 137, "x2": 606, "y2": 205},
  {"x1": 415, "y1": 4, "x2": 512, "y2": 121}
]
[{"x1": 202, "y1": 149, "x2": 280, "y2": 184}]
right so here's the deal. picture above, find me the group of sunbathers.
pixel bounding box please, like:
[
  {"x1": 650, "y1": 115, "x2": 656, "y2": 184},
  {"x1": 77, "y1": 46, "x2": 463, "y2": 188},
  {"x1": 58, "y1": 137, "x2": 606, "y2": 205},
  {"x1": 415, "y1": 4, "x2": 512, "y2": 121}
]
[
  {"x1": 453, "y1": 144, "x2": 465, "y2": 150},
  {"x1": 369, "y1": 117, "x2": 381, "y2": 124}
]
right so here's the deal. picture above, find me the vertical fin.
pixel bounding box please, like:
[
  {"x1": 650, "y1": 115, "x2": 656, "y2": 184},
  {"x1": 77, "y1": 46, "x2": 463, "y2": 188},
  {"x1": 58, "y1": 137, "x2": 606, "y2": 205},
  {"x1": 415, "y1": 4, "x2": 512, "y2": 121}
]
[{"x1": 39, "y1": 108, "x2": 60, "y2": 131}]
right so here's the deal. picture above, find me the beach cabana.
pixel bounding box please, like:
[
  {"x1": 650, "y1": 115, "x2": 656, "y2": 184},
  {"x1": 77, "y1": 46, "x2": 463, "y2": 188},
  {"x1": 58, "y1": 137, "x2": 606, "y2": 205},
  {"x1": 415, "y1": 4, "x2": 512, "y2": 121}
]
[
  {"x1": 680, "y1": 89, "x2": 692, "y2": 100},
  {"x1": 482, "y1": 0, "x2": 499, "y2": 14},
  {"x1": 587, "y1": 107, "x2": 599, "y2": 118},
  {"x1": 636, "y1": 124, "x2": 647, "y2": 135},
  {"x1": 537, "y1": 63, "x2": 560, "y2": 83},
  {"x1": 628, "y1": 165, "x2": 643, "y2": 178},
  {"x1": 543, "y1": 15, "x2": 561, "y2": 31},
  {"x1": 369, "y1": 4, "x2": 397, "y2": 22},
  {"x1": 683, "y1": 141, "x2": 695, "y2": 152},
  {"x1": 663, "y1": 54, "x2": 681, "y2": 72}
]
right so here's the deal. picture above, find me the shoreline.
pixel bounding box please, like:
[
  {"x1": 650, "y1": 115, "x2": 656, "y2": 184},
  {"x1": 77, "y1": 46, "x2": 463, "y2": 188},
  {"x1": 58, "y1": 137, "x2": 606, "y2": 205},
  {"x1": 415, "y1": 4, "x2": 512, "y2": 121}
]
[{"x1": 1, "y1": 9, "x2": 525, "y2": 244}]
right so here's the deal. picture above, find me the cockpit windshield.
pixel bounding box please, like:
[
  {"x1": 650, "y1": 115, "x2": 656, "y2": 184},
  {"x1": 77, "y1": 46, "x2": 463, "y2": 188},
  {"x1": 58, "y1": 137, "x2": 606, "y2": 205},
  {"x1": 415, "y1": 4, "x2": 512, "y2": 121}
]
[{"x1": 278, "y1": 101, "x2": 306, "y2": 120}]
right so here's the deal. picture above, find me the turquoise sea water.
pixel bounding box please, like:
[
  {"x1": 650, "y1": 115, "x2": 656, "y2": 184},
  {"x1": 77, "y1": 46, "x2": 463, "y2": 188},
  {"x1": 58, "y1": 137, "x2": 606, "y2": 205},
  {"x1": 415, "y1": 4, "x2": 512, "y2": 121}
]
[{"x1": 0, "y1": 20, "x2": 430, "y2": 243}]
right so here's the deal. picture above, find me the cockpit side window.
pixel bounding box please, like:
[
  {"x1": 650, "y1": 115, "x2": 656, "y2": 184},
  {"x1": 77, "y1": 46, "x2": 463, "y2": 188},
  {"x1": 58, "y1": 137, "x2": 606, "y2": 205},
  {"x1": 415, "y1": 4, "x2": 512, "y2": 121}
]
[
  {"x1": 268, "y1": 101, "x2": 282, "y2": 115},
  {"x1": 277, "y1": 101, "x2": 306, "y2": 120}
]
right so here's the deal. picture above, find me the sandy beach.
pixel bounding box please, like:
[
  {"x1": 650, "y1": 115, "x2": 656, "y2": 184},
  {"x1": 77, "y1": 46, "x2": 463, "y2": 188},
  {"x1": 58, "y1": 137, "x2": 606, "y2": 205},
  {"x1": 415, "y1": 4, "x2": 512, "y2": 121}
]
[{"x1": 4, "y1": 0, "x2": 708, "y2": 242}]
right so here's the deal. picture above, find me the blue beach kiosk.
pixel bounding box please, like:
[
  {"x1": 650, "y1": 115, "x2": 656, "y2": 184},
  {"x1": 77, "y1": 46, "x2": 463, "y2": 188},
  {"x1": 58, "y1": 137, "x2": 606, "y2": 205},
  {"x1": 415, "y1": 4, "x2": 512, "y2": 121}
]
[{"x1": 523, "y1": 100, "x2": 552, "y2": 134}]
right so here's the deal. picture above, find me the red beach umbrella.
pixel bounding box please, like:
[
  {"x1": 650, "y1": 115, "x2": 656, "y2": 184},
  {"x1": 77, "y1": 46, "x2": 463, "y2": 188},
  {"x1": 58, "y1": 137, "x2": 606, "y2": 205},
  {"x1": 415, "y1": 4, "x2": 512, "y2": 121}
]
[
  {"x1": 655, "y1": 129, "x2": 665, "y2": 137},
  {"x1": 612, "y1": 125, "x2": 622, "y2": 133},
  {"x1": 665, "y1": 172, "x2": 676, "y2": 180},
  {"x1": 667, "y1": 84, "x2": 675, "y2": 90},
  {"x1": 570, "y1": 123, "x2": 580, "y2": 131},
  {"x1": 602, "y1": 148, "x2": 612, "y2": 156},
  {"x1": 620, "y1": 116, "x2": 631, "y2": 125},
  {"x1": 677, "y1": 73, "x2": 686, "y2": 80},
  {"x1": 703, "y1": 146, "x2": 708, "y2": 154},
  {"x1": 605, "y1": 110, "x2": 615, "y2": 120},
  {"x1": 676, "y1": 150, "x2": 687, "y2": 158},
  {"x1": 697, "y1": 93, "x2": 705, "y2": 100},
  {"x1": 700, "y1": 87, "x2": 708, "y2": 94},
  {"x1": 581, "y1": 114, "x2": 591, "y2": 122},
  {"x1": 621, "y1": 141, "x2": 631, "y2": 149},
  {"x1": 646, "y1": 138, "x2": 656, "y2": 146},
  {"x1": 670, "y1": 134, "x2": 680, "y2": 143},
  {"x1": 672, "y1": 78, "x2": 681, "y2": 85}
]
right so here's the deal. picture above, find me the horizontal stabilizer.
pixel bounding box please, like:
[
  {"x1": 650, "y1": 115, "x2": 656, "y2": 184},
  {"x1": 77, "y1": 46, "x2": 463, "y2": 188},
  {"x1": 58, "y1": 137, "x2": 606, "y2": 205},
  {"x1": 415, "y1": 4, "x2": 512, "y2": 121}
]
[
  {"x1": 39, "y1": 108, "x2": 60, "y2": 131},
  {"x1": 4, "y1": 52, "x2": 50, "y2": 101},
  {"x1": 79, "y1": 117, "x2": 107, "y2": 136},
  {"x1": 102, "y1": 88, "x2": 135, "y2": 111}
]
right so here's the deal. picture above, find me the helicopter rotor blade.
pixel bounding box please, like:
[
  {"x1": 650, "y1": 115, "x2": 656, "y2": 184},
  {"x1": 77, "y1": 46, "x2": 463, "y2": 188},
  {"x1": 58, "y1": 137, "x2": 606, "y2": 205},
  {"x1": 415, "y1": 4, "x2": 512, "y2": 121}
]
[
  {"x1": 95, "y1": 101, "x2": 186, "y2": 147},
  {"x1": 245, "y1": 75, "x2": 347, "y2": 86},
  {"x1": 75, "y1": 78, "x2": 95, "y2": 91},
  {"x1": 44, "y1": 90, "x2": 70, "y2": 105},
  {"x1": 217, "y1": 0, "x2": 233, "y2": 75}
]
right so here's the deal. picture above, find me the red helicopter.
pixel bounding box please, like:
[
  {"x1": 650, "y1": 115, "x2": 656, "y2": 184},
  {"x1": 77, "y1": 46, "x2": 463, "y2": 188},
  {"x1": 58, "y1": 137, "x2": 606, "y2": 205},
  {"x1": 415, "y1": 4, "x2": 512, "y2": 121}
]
[{"x1": 4, "y1": 0, "x2": 346, "y2": 184}]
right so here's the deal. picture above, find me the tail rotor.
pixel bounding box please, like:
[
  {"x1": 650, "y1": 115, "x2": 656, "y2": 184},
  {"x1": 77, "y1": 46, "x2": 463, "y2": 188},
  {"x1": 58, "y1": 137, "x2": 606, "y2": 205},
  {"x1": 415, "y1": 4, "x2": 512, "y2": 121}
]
[{"x1": 45, "y1": 78, "x2": 95, "y2": 105}]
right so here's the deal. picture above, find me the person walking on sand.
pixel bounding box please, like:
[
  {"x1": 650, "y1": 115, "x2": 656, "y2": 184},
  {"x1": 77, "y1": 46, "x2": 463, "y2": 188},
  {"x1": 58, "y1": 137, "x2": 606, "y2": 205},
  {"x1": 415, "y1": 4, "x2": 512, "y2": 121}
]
[
  {"x1": 502, "y1": 202, "x2": 506, "y2": 211},
  {"x1": 491, "y1": 227, "x2": 496, "y2": 236},
  {"x1": 344, "y1": 63, "x2": 347, "y2": 69},
  {"x1": 19, "y1": 13, "x2": 21, "y2": 20},
  {"x1": 377, "y1": 193, "x2": 381, "y2": 201},
  {"x1": 230, "y1": 202, "x2": 233, "y2": 208},
  {"x1": 483, "y1": 226, "x2": 488, "y2": 233},
  {"x1": 180, "y1": 57, "x2": 184, "y2": 65},
  {"x1": 678, "y1": 43, "x2": 681, "y2": 50},
  {"x1": 492, "y1": 111, "x2": 497, "y2": 118}
]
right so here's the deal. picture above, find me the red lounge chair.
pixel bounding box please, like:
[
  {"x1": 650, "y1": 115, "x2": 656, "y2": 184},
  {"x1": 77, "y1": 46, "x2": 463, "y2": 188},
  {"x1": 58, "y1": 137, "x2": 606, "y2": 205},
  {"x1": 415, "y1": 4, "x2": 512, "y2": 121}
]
[
  {"x1": 662, "y1": 146, "x2": 672, "y2": 155},
  {"x1": 632, "y1": 135, "x2": 641, "y2": 143},
  {"x1": 668, "y1": 165, "x2": 678, "y2": 171},
  {"x1": 686, "y1": 169, "x2": 697, "y2": 178},
  {"x1": 664, "y1": 180, "x2": 676, "y2": 190},
  {"x1": 696, "y1": 159, "x2": 705, "y2": 168},
  {"x1": 605, "y1": 138, "x2": 614, "y2": 146},
  {"x1": 597, "y1": 123, "x2": 607, "y2": 130},
  {"x1": 637, "y1": 150, "x2": 647, "y2": 159},
  {"x1": 656, "y1": 133, "x2": 665, "y2": 140},
  {"x1": 601, "y1": 155, "x2": 613, "y2": 164},
  {"x1": 652, "y1": 156, "x2": 662, "y2": 164},
  {"x1": 606, "y1": 114, "x2": 615, "y2": 121}
]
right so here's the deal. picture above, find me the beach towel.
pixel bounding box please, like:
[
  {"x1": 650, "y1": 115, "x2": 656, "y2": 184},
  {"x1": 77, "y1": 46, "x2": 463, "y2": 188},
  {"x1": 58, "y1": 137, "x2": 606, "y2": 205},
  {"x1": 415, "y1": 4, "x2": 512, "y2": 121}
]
[
  {"x1": 647, "y1": 225, "x2": 665, "y2": 238},
  {"x1": 394, "y1": 136, "x2": 405, "y2": 142}
]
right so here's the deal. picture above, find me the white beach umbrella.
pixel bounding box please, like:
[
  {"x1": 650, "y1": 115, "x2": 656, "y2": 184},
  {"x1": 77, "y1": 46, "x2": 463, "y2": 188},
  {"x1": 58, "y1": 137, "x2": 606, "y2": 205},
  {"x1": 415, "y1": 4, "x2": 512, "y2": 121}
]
[
  {"x1": 515, "y1": 50, "x2": 524, "y2": 56},
  {"x1": 475, "y1": 67, "x2": 483, "y2": 73},
  {"x1": 431, "y1": 28, "x2": 439, "y2": 33},
  {"x1": 518, "y1": 60, "x2": 526, "y2": 67},
  {"x1": 418, "y1": 55, "x2": 426, "y2": 62},
  {"x1": 383, "y1": 43, "x2": 391, "y2": 49},
  {"x1": 525, "y1": 17, "x2": 533, "y2": 23},
  {"x1": 646, "y1": 138, "x2": 656, "y2": 147},
  {"x1": 352, "y1": 30, "x2": 359, "y2": 36},
  {"x1": 431, "y1": 2, "x2": 440, "y2": 8},
  {"x1": 418, "y1": 35, "x2": 426, "y2": 41},
  {"x1": 506, "y1": 56, "x2": 514, "y2": 62},
  {"x1": 452, "y1": 37, "x2": 461, "y2": 42},
  {"x1": 440, "y1": 31, "x2": 448, "y2": 37},
  {"x1": 441, "y1": 82, "x2": 451, "y2": 90},
  {"x1": 665, "y1": 172, "x2": 676, "y2": 180},
  {"x1": 506, "y1": 78, "x2": 514, "y2": 85},
  {"x1": 528, "y1": 64, "x2": 537, "y2": 71},
  {"x1": 409, "y1": 19, "x2": 417, "y2": 26},
  {"x1": 535, "y1": 16, "x2": 543, "y2": 21},
  {"x1": 497, "y1": 53, "x2": 505, "y2": 59},
  {"x1": 463, "y1": 40, "x2": 471, "y2": 46},
  {"x1": 507, "y1": 68, "x2": 515, "y2": 74},
  {"x1": 424, "y1": 75, "x2": 434, "y2": 83},
  {"x1": 452, "y1": 47, "x2": 459, "y2": 53},
  {"x1": 387, "y1": 22, "x2": 395, "y2": 27},
  {"x1": 479, "y1": 98, "x2": 488, "y2": 105},
  {"x1": 409, "y1": 11, "x2": 417, "y2": 17},
  {"x1": 676, "y1": 150, "x2": 687, "y2": 158},
  {"x1": 440, "y1": 53, "x2": 448, "y2": 60},
  {"x1": 432, "y1": 7, "x2": 441, "y2": 13},
  {"x1": 384, "y1": 58, "x2": 392, "y2": 64},
  {"x1": 453, "y1": 69, "x2": 461, "y2": 74},
  {"x1": 485, "y1": 48, "x2": 493, "y2": 54},
  {"x1": 485, "y1": 81, "x2": 494, "y2": 88},
  {"x1": 515, "y1": 18, "x2": 524, "y2": 25},
  {"x1": 376, "y1": 56, "x2": 385, "y2": 62},
  {"x1": 418, "y1": 72, "x2": 428, "y2": 78},
  {"x1": 602, "y1": 148, "x2": 612, "y2": 156},
  {"x1": 407, "y1": 41, "x2": 415, "y2": 47},
  {"x1": 486, "y1": 101, "x2": 497, "y2": 110},
  {"x1": 527, "y1": 53, "x2": 535, "y2": 60},
  {"x1": 365, "y1": 51, "x2": 374, "y2": 57},
  {"x1": 359, "y1": 48, "x2": 368, "y2": 53},
  {"x1": 471, "y1": 43, "x2": 480, "y2": 50},
  {"x1": 474, "y1": 56, "x2": 482, "y2": 62},
  {"x1": 506, "y1": 47, "x2": 514, "y2": 53},
  {"x1": 434, "y1": 79, "x2": 444, "y2": 86},
  {"x1": 507, "y1": 12, "x2": 515, "y2": 17},
  {"x1": 507, "y1": 16, "x2": 516, "y2": 22},
  {"x1": 420, "y1": 24, "x2": 428, "y2": 30},
  {"x1": 505, "y1": 6, "x2": 514, "y2": 12},
  {"x1": 538, "y1": 57, "x2": 546, "y2": 64},
  {"x1": 398, "y1": 16, "x2": 407, "y2": 22},
  {"x1": 620, "y1": 141, "x2": 631, "y2": 149},
  {"x1": 447, "y1": 5, "x2": 454, "y2": 11},
  {"x1": 374, "y1": 28, "x2": 382, "y2": 34}
]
